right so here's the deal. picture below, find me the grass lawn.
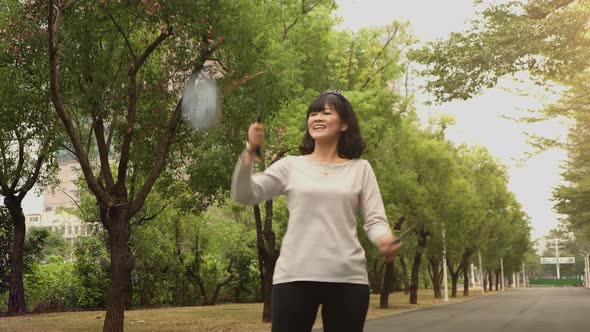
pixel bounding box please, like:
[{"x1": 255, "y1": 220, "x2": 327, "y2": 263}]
[{"x1": 0, "y1": 289, "x2": 492, "y2": 331}]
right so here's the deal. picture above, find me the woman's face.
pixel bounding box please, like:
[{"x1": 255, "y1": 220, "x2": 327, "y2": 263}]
[{"x1": 307, "y1": 103, "x2": 348, "y2": 143}]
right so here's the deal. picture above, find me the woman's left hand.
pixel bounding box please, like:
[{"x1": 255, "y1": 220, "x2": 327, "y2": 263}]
[{"x1": 377, "y1": 234, "x2": 402, "y2": 263}]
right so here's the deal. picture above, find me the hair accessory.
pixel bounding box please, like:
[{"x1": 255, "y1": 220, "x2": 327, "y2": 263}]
[{"x1": 323, "y1": 90, "x2": 347, "y2": 100}]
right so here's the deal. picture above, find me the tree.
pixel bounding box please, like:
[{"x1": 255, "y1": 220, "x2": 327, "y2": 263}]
[
  {"x1": 45, "y1": 0, "x2": 226, "y2": 329},
  {"x1": 444, "y1": 145, "x2": 515, "y2": 296},
  {"x1": 413, "y1": 0, "x2": 590, "y2": 257},
  {"x1": 181, "y1": 0, "x2": 340, "y2": 321},
  {"x1": 553, "y1": 95, "x2": 590, "y2": 241},
  {"x1": 373, "y1": 120, "x2": 457, "y2": 304},
  {"x1": 0, "y1": 1, "x2": 60, "y2": 315},
  {"x1": 413, "y1": 0, "x2": 588, "y2": 104}
]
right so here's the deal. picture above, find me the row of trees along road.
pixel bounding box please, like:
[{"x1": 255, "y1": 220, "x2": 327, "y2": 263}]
[
  {"x1": 0, "y1": 0, "x2": 535, "y2": 331},
  {"x1": 413, "y1": 0, "x2": 589, "y2": 283}
]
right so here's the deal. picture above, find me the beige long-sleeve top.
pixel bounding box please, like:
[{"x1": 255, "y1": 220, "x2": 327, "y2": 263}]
[{"x1": 231, "y1": 154, "x2": 392, "y2": 285}]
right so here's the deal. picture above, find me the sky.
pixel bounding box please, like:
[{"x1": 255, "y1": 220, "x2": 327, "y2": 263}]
[
  {"x1": 334, "y1": 0, "x2": 568, "y2": 241},
  {"x1": 19, "y1": 0, "x2": 567, "y2": 243}
]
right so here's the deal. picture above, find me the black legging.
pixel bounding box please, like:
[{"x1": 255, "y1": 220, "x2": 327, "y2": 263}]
[{"x1": 271, "y1": 281, "x2": 370, "y2": 332}]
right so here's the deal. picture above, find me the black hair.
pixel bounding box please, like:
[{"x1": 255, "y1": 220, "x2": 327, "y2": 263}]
[{"x1": 299, "y1": 92, "x2": 367, "y2": 159}]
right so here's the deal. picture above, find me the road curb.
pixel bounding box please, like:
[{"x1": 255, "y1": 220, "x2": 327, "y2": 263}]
[
  {"x1": 368, "y1": 290, "x2": 503, "y2": 321},
  {"x1": 312, "y1": 291, "x2": 503, "y2": 331}
]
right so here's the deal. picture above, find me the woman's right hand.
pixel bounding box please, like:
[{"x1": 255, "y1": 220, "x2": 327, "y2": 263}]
[{"x1": 247, "y1": 122, "x2": 264, "y2": 155}]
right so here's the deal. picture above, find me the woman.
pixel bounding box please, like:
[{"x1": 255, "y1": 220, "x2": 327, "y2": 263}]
[{"x1": 231, "y1": 90, "x2": 401, "y2": 332}]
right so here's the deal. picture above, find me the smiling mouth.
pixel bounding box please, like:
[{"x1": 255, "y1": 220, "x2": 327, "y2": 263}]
[{"x1": 313, "y1": 125, "x2": 326, "y2": 130}]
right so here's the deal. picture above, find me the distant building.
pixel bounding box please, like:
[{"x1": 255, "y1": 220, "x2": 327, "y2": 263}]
[
  {"x1": 25, "y1": 210, "x2": 91, "y2": 243},
  {"x1": 42, "y1": 159, "x2": 79, "y2": 213},
  {"x1": 26, "y1": 151, "x2": 91, "y2": 242}
]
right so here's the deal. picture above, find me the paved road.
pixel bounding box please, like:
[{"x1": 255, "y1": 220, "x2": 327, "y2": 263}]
[{"x1": 361, "y1": 288, "x2": 590, "y2": 332}]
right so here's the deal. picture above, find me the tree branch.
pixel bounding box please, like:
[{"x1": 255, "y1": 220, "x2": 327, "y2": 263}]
[
  {"x1": 525, "y1": 0, "x2": 575, "y2": 20},
  {"x1": 128, "y1": 166, "x2": 137, "y2": 202},
  {"x1": 129, "y1": 28, "x2": 221, "y2": 217},
  {"x1": 210, "y1": 257, "x2": 235, "y2": 304},
  {"x1": 347, "y1": 38, "x2": 355, "y2": 90},
  {"x1": 103, "y1": 8, "x2": 137, "y2": 60},
  {"x1": 58, "y1": 142, "x2": 76, "y2": 159},
  {"x1": 85, "y1": 117, "x2": 95, "y2": 157},
  {"x1": 48, "y1": 0, "x2": 111, "y2": 207},
  {"x1": 106, "y1": 116, "x2": 117, "y2": 154},
  {"x1": 133, "y1": 203, "x2": 169, "y2": 226},
  {"x1": 134, "y1": 29, "x2": 172, "y2": 75},
  {"x1": 282, "y1": 0, "x2": 318, "y2": 41},
  {"x1": 220, "y1": 71, "x2": 265, "y2": 96},
  {"x1": 9, "y1": 129, "x2": 25, "y2": 191},
  {"x1": 370, "y1": 26, "x2": 398, "y2": 69},
  {"x1": 361, "y1": 62, "x2": 394, "y2": 90},
  {"x1": 360, "y1": 25, "x2": 399, "y2": 90},
  {"x1": 18, "y1": 137, "x2": 52, "y2": 198},
  {"x1": 116, "y1": 28, "x2": 173, "y2": 189},
  {"x1": 56, "y1": 185, "x2": 84, "y2": 217},
  {"x1": 93, "y1": 113, "x2": 115, "y2": 189}
]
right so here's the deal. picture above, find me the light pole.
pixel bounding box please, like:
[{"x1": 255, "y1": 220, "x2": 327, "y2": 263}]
[
  {"x1": 584, "y1": 253, "x2": 590, "y2": 288},
  {"x1": 500, "y1": 257, "x2": 505, "y2": 291},
  {"x1": 470, "y1": 263, "x2": 475, "y2": 288},
  {"x1": 478, "y1": 251, "x2": 485, "y2": 293},
  {"x1": 554, "y1": 238, "x2": 561, "y2": 279},
  {"x1": 546, "y1": 237, "x2": 565, "y2": 279},
  {"x1": 442, "y1": 223, "x2": 449, "y2": 301}
]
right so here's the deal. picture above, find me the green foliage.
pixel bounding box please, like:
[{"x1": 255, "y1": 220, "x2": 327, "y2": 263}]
[
  {"x1": 413, "y1": 0, "x2": 589, "y2": 102},
  {"x1": 554, "y1": 93, "x2": 590, "y2": 243},
  {"x1": 189, "y1": 202, "x2": 258, "y2": 305},
  {"x1": 131, "y1": 211, "x2": 190, "y2": 306},
  {"x1": 126, "y1": 187, "x2": 262, "y2": 306},
  {"x1": 2, "y1": 228, "x2": 78, "y2": 312},
  {"x1": 0, "y1": 0, "x2": 60, "y2": 196},
  {"x1": 37, "y1": 229, "x2": 72, "y2": 261},
  {"x1": 24, "y1": 256, "x2": 77, "y2": 312},
  {"x1": 23, "y1": 229, "x2": 49, "y2": 271},
  {"x1": 1, "y1": 0, "x2": 539, "y2": 313},
  {"x1": 413, "y1": 0, "x2": 588, "y2": 250},
  {"x1": 72, "y1": 235, "x2": 109, "y2": 308}
]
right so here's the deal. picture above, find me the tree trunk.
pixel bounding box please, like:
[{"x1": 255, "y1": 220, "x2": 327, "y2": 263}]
[
  {"x1": 380, "y1": 262, "x2": 394, "y2": 308},
  {"x1": 196, "y1": 238, "x2": 210, "y2": 306},
  {"x1": 445, "y1": 256, "x2": 462, "y2": 298},
  {"x1": 254, "y1": 200, "x2": 279, "y2": 323},
  {"x1": 210, "y1": 259, "x2": 235, "y2": 305},
  {"x1": 371, "y1": 258, "x2": 385, "y2": 293},
  {"x1": 427, "y1": 256, "x2": 442, "y2": 299},
  {"x1": 173, "y1": 219, "x2": 184, "y2": 304},
  {"x1": 495, "y1": 271, "x2": 500, "y2": 291},
  {"x1": 399, "y1": 254, "x2": 410, "y2": 295},
  {"x1": 409, "y1": 229, "x2": 428, "y2": 304},
  {"x1": 451, "y1": 274, "x2": 459, "y2": 298},
  {"x1": 409, "y1": 248, "x2": 423, "y2": 304},
  {"x1": 5, "y1": 196, "x2": 26, "y2": 315},
  {"x1": 103, "y1": 208, "x2": 133, "y2": 332},
  {"x1": 253, "y1": 205, "x2": 268, "y2": 319},
  {"x1": 262, "y1": 261, "x2": 274, "y2": 322},
  {"x1": 264, "y1": 200, "x2": 278, "y2": 321},
  {"x1": 488, "y1": 271, "x2": 493, "y2": 292},
  {"x1": 463, "y1": 259, "x2": 470, "y2": 296}
]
